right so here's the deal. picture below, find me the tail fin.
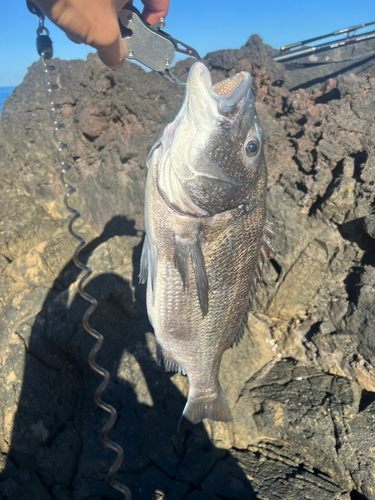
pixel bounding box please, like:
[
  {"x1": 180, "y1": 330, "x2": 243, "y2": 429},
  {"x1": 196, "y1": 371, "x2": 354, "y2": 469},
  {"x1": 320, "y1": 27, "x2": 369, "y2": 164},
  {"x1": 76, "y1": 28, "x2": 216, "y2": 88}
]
[{"x1": 179, "y1": 386, "x2": 232, "y2": 429}]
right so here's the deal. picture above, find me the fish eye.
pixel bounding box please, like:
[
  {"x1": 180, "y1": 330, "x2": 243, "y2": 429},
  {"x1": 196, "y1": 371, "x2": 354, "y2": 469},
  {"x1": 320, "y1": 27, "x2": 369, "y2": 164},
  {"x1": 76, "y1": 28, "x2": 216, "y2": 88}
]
[{"x1": 244, "y1": 138, "x2": 259, "y2": 157}]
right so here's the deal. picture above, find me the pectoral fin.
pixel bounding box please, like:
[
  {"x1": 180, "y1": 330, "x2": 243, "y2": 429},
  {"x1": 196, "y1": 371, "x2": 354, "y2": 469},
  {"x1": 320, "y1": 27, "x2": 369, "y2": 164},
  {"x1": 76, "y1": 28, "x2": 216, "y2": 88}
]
[
  {"x1": 191, "y1": 238, "x2": 209, "y2": 317},
  {"x1": 174, "y1": 236, "x2": 190, "y2": 291},
  {"x1": 174, "y1": 233, "x2": 209, "y2": 317}
]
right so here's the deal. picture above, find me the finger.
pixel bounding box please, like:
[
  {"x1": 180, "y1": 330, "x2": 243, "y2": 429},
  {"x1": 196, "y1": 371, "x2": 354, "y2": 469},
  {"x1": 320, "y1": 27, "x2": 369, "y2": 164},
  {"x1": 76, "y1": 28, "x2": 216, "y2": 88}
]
[
  {"x1": 141, "y1": 0, "x2": 170, "y2": 24},
  {"x1": 66, "y1": 32, "x2": 84, "y2": 45},
  {"x1": 116, "y1": 0, "x2": 130, "y2": 11},
  {"x1": 96, "y1": 35, "x2": 126, "y2": 69},
  {"x1": 33, "y1": 0, "x2": 128, "y2": 69},
  {"x1": 86, "y1": 4, "x2": 127, "y2": 69}
]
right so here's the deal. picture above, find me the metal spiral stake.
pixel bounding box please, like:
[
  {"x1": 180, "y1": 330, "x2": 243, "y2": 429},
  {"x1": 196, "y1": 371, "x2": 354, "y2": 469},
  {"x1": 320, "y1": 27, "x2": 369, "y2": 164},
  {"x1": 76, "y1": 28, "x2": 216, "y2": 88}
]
[{"x1": 39, "y1": 40, "x2": 131, "y2": 500}]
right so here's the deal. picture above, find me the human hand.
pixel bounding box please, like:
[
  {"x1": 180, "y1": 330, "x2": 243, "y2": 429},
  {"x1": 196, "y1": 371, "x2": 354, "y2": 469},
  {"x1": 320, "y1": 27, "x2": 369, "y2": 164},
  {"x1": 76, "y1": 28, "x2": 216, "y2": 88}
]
[{"x1": 31, "y1": 0, "x2": 170, "y2": 69}]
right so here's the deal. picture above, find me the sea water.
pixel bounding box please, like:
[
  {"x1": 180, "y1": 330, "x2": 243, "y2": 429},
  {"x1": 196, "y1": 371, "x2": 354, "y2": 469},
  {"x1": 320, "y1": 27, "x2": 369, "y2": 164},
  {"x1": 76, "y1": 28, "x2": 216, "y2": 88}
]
[{"x1": 0, "y1": 87, "x2": 14, "y2": 115}]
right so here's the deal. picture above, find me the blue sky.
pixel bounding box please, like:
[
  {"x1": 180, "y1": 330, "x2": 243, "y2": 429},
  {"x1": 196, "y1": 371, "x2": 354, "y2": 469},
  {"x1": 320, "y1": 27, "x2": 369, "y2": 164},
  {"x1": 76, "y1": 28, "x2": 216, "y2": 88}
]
[{"x1": 0, "y1": 0, "x2": 373, "y2": 87}]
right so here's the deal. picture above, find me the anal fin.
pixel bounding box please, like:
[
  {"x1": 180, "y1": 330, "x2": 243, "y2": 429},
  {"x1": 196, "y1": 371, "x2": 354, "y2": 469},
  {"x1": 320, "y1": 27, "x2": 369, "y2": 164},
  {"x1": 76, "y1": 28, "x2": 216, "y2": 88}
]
[{"x1": 155, "y1": 339, "x2": 186, "y2": 375}]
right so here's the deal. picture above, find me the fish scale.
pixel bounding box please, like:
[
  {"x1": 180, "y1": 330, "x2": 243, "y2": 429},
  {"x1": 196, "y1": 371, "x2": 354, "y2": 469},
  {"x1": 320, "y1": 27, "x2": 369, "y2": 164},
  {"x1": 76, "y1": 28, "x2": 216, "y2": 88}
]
[{"x1": 141, "y1": 61, "x2": 272, "y2": 427}]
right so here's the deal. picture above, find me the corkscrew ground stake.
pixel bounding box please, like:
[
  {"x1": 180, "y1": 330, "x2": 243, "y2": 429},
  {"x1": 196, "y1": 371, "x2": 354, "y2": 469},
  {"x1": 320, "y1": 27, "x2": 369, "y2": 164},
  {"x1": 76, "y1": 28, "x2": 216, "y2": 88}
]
[{"x1": 27, "y1": 2, "x2": 131, "y2": 497}]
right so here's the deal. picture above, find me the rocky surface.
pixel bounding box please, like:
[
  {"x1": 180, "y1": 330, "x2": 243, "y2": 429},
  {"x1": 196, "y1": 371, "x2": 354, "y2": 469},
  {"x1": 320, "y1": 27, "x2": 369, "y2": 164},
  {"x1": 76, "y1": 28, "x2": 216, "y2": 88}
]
[{"x1": 0, "y1": 34, "x2": 374, "y2": 500}]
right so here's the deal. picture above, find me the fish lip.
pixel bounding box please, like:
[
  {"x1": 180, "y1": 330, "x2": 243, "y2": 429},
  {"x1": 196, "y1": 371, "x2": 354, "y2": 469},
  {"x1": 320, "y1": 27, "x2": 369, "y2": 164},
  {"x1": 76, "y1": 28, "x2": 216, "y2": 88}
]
[{"x1": 187, "y1": 61, "x2": 251, "y2": 110}]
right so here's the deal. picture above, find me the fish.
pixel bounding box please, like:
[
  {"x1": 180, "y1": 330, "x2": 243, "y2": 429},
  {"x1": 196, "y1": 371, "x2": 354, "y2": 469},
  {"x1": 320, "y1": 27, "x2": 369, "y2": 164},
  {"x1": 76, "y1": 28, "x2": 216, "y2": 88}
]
[{"x1": 140, "y1": 61, "x2": 274, "y2": 427}]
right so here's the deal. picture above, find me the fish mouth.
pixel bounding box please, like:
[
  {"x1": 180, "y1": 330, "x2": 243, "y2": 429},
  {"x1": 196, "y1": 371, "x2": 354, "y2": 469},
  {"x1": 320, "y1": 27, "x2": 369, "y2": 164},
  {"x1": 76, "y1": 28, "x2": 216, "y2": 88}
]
[
  {"x1": 212, "y1": 71, "x2": 251, "y2": 104},
  {"x1": 186, "y1": 62, "x2": 251, "y2": 119}
]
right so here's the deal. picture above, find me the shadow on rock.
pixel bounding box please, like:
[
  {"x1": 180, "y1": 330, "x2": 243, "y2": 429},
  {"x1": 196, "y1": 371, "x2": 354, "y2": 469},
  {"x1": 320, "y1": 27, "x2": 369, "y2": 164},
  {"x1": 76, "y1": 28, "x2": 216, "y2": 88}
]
[{"x1": 0, "y1": 216, "x2": 255, "y2": 500}]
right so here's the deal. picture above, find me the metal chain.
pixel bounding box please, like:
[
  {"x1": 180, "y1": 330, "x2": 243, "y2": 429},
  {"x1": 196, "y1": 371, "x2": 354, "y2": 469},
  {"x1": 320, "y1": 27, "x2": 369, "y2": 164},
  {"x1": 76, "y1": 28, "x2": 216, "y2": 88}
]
[{"x1": 36, "y1": 17, "x2": 131, "y2": 499}]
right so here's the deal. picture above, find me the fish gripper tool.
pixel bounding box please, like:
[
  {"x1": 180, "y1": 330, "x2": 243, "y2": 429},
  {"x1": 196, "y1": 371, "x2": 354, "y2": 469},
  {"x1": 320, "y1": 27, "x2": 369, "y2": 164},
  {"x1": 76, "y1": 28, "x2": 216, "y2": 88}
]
[
  {"x1": 27, "y1": 2, "x2": 131, "y2": 498},
  {"x1": 118, "y1": 4, "x2": 201, "y2": 86}
]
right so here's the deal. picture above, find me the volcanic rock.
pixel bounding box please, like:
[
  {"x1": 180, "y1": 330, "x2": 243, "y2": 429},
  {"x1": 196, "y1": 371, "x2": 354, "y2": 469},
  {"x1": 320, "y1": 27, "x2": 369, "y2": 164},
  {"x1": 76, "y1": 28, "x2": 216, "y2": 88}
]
[{"x1": 0, "y1": 33, "x2": 374, "y2": 500}]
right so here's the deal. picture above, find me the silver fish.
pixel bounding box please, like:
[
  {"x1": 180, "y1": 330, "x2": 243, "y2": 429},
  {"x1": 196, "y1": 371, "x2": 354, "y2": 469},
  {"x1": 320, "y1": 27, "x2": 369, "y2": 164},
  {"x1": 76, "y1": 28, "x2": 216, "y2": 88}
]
[{"x1": 140, "y1": 61, "x2": 273, "y2": 426}]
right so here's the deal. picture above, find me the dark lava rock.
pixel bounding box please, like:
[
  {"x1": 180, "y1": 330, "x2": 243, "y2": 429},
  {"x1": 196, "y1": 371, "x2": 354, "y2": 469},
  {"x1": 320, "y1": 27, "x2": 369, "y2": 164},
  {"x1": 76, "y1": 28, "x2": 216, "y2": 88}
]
[
  {"x1": 2, "y1": 468, "x2": 53, "y2": 500},
  {"x1": 0, "y1": 33, "x2": 374, "y2": 500}
]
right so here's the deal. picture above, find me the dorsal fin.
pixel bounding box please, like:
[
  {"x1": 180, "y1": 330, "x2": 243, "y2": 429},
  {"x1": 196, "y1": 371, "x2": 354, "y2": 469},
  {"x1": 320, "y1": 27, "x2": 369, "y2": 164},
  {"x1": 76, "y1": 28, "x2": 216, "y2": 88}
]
[
  {"x1": 231, "y1": 315, "x2": 248, "y2": 347},
  {"x1": 231, "y1": 221, "x2": 275, "y2": 348}
]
